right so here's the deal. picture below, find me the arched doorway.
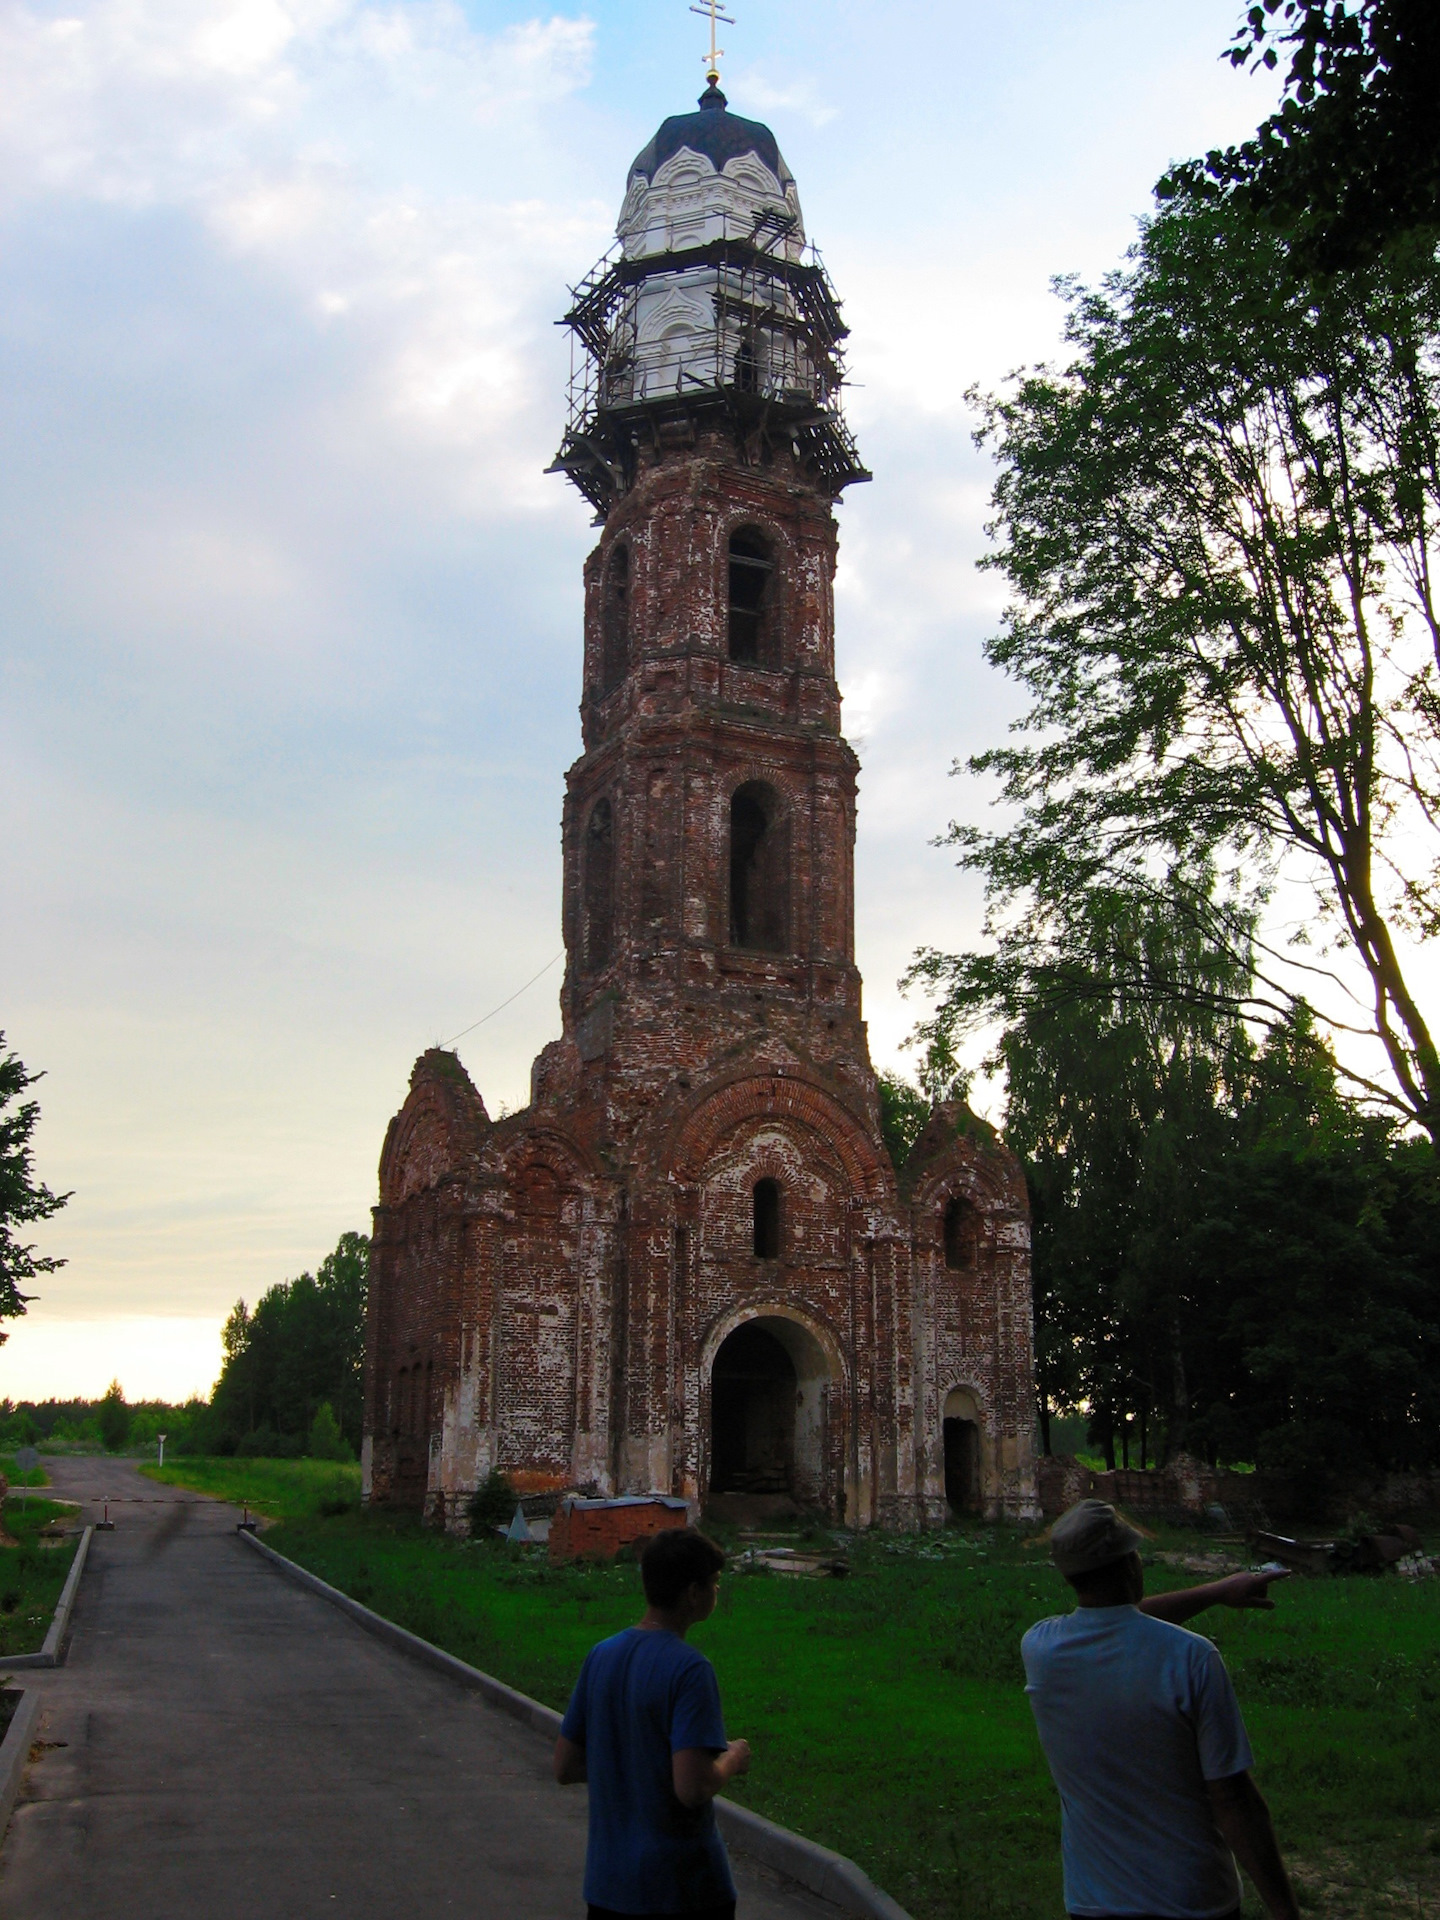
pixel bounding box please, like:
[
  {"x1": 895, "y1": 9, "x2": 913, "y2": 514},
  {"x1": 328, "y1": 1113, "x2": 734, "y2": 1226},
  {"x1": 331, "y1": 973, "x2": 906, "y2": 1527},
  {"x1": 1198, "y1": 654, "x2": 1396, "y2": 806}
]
[
  {"x1": 708, "y1": 1314, "x2": 835, "y2": 1509},
  {"x1": 943, "y1": 1387, "x2": 984, "y2": 1515},
  {"x1": 711, "y1": 1322, "x2": 795, "y2": 1495}
]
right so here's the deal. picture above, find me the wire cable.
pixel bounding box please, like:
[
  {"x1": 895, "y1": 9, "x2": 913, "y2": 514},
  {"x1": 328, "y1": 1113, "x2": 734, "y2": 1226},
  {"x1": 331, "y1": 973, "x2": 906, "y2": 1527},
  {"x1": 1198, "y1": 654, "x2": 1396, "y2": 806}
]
[{"x1": 441, "y1": 951, "x2": 564, "y2": 1049}]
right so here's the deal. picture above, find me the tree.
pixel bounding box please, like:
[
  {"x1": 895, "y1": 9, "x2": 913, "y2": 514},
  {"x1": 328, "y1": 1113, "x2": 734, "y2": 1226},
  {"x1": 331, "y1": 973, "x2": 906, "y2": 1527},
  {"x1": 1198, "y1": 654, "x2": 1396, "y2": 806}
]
[
  {"x1": 911, "y1": 871, "x2": 1257, "y2": 1464},
  {"x1": 307, "y1": 1402, "x2": 352, "y2": 1462},
  {"x1": 208, "y1": 1232, "x2": 369, "y2": 1452},
  {"x1": 911, "y1": 873, "x2": 1440, "y2": 1477},
  {"x1": 98, "y1": 1380, "x2": 131, "y2": 1453},
  {"x1": 876, "y1": 1072, "x2": 929, "y2": 1172},
  {"x1": 1168, "y1": 1, "x2": 1440, "y2": 272},
  {"x1": 958, "y1": 190, "x2": 1440, "y2": 1136},
  {"x1": 0, "y1": 1033, "x2": 70, "y2": 1339}
]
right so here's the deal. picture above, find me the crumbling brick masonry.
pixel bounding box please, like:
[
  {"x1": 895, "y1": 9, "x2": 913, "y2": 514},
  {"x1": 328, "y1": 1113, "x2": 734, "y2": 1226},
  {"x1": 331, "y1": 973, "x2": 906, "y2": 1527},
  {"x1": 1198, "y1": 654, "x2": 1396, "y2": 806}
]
[{"x1": 362, "y1": 83, "x2": 1039, "y2": 1532}]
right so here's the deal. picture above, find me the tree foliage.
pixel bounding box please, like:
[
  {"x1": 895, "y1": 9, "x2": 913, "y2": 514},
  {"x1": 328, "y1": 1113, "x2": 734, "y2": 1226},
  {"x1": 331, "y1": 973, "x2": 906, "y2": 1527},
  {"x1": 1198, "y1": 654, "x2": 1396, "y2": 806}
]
[
  {"x1": 208, "y1": 1232, "x2": 369, "y2": 1453},
  {"x1": 1168, "y1": 0, "x2": 1440, "y2": 272},
  {"x1": 911, "y1": 877, "x2": 1440, "y2": 1479},
  {"x1": 0, "y1": 1033, "x2": 70, "y2": 1337},
  {"x1": 98, "y1": 1380, "x2": 131, "y2": 1453},
  {"x1": 877, "y1": 1072, "x2": 930, "y2": 1172},
  {"x1": 957, "y1": 190, "x2": 1440, "y2": 1135}
]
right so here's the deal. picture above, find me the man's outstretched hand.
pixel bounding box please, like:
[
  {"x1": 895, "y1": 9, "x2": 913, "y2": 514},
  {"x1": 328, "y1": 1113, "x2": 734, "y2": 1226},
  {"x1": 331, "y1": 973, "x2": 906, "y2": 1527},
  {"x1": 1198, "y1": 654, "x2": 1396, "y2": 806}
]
[
  {"x1": 1210, "y1": 1568, "x2": 1292, "y2": 1611},
  {"x1": 1141, "y1": 1564, "x2": 1291, "y2": 1627}
]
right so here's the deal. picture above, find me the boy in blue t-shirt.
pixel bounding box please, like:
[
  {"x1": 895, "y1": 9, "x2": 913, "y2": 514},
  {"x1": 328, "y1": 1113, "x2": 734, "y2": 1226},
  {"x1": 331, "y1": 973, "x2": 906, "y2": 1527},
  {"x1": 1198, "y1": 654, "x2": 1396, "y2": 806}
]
[{"x1": 555, "y1": 1528, "x2": 751, "y2": 1920}]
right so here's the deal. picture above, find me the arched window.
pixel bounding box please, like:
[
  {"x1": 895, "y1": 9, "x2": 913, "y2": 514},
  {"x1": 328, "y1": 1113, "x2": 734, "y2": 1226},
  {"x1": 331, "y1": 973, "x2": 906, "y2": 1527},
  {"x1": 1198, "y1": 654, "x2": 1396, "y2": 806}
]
[
  {"x1": 729, "y1": 781, "x2": 789, "y2": 952},
  {"x1": 583, "y1": 797, "x2": 615, "y2": 971},
  {"x1": 727, "y1": 528, "x2": 774, "y2": 665},
  {"x1": 734, "y1": 338, "x2": 761, "y2": 393},
  {"x1": 943, "y1": 1196, "x2": 978, "y2": 1271},
  {"x1": 602, "y1": 542, "x2": 630, "y2": 690},
  {"x1": 753, "y1": 1178, "x2": 781, "y2": 1259}
]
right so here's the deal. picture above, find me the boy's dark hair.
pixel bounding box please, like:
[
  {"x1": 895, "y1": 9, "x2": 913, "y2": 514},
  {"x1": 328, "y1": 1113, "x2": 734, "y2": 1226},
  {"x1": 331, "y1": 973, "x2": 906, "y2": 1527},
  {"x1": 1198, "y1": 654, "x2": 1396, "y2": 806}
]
[{"x1": 640, "y1": 1528, "x2": 726, "y2": 1608}]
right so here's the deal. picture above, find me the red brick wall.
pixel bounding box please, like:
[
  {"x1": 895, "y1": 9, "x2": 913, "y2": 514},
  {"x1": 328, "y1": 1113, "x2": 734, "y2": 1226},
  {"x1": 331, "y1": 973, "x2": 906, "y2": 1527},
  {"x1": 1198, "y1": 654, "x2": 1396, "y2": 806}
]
[
  {"x1": 549, "y1": 1499, "x2": 690, "y2": 1563},
  {"x1": 364, "y1": 435, "x2": 1038, "y2": 1532}
]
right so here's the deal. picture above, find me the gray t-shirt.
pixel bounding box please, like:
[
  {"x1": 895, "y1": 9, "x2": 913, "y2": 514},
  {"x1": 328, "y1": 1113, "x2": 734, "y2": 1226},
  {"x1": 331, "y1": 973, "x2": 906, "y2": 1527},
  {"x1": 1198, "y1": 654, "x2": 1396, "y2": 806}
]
[{"x1": 1022, "y1": 1604, "x2": 1253, "y2": 1919}]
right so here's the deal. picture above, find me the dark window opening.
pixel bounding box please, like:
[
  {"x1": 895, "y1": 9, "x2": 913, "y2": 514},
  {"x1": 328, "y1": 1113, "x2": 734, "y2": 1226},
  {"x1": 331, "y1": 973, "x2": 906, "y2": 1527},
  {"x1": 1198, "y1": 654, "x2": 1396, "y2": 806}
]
[
  {"x1": 602, "y1": 543, "x2": 630, "y2": 690},
  {"x1": 734, "y1": 338, "x2": 760, "y2": 393},
  {"x1": 727, "y1": 528, "x2": 774, "y2": 665},
  {"x1": 753, "y1": 1178, "x2": 781, "y2": 1259},
  {"x1": 583, "y1": 797, "x2": 615, "y2": 971},
  {"x1": 729, "y1": 781, "x2": 789, "y2": 952},
  {"x1": 943, "y1": 1196, "x2": 977, "y2": 1271}
]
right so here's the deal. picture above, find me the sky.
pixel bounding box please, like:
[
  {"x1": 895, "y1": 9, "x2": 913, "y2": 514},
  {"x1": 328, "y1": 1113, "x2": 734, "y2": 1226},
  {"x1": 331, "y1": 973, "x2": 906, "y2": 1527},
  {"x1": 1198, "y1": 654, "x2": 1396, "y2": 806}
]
[{"x1": 0, "y1": 0, "x2": 1289, "y2": 1403}]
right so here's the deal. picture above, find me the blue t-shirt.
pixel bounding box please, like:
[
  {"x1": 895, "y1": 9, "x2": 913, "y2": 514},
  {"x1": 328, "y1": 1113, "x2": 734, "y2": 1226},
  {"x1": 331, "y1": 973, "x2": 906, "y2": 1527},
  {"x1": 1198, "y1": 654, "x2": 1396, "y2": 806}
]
[
  {"x1": 561, "y1": 1626, "x2": 736, "y2": 1915},
  {"x1": 1022, "y1": 1605, "x2": 1254, "y2": 1919}
]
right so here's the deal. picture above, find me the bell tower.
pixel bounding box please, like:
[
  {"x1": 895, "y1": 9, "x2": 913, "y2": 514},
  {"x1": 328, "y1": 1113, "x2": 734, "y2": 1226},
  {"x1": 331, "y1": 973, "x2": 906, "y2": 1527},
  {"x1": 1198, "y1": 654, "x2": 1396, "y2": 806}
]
[
  {"x1": 364, "y1": 69, "x2": 1039, "y2": 1536},
  {"x1": 539, "y1": 78, "x2": 875, "y2": 1138}
]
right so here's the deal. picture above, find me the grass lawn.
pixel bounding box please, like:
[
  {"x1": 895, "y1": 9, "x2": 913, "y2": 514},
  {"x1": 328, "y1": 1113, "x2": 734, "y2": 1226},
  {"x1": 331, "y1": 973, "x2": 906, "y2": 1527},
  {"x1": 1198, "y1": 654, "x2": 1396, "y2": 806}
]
[
  {"x1": 140, "y1": 1457, "x2": 361, "y2": 1520},
  {"x1": 149, "y1": 1459, "x2": 1440, "y2": 1919},
  {"x1": 0, "y1": 1454, "x2": 50, "y2": 1488},
  {"x1": 0, "y1": 1498, "x2": 80, "y2": 1658}
]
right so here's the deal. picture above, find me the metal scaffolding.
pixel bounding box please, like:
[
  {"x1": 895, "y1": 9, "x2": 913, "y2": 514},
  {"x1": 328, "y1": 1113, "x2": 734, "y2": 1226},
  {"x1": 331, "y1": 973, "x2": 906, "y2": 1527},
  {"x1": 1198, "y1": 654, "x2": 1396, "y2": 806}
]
[{"x1": 550, "y1": 210, "x2": 869, "y2": 515}]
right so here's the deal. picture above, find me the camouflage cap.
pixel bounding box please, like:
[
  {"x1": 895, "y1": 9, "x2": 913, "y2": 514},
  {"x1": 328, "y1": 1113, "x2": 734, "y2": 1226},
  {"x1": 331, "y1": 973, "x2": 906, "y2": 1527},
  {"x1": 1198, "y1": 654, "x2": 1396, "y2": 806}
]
[{"x1": 1050, "y1": 1498, "x2": 1144, "y2": 1576}]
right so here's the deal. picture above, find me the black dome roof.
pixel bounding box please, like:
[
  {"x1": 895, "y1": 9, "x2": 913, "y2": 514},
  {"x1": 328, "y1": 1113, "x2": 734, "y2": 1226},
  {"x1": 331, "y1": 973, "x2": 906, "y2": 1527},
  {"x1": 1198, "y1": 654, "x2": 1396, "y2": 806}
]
[{"x1": 628, "y1": 82, "x2": 794, "y2": 192}]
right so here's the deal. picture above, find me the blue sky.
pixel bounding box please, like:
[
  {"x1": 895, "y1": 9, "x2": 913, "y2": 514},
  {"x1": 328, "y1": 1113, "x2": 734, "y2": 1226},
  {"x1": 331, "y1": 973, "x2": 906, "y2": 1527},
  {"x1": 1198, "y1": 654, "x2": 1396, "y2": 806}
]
[{"x1": 0, "y1": 1, "x2": 1285, "y2": 1400}]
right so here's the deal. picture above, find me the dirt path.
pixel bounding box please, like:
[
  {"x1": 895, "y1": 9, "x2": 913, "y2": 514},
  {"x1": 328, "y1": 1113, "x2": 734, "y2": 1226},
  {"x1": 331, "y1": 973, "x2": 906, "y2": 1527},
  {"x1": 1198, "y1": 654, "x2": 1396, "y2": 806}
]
[{"x1": 0, "y1": 1457, "x2": 841, "y2": 1920}]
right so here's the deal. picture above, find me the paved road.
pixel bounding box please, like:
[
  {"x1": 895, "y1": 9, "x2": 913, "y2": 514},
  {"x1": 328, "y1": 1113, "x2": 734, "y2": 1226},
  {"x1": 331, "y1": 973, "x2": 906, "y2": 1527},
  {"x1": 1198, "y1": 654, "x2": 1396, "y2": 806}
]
[{"x1": 1, "y1": 1458, "x2": 842, "y2": 1920}]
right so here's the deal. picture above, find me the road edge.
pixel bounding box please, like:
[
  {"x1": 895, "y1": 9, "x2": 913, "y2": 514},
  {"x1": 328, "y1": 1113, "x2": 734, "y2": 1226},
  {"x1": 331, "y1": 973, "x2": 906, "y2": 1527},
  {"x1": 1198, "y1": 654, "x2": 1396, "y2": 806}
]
[
  {"x1": 3, "y1": 1526, "x2": 94, "y2": 1671},
  {"x1": 0, "y1": 1689, "x2": 43, "y2": 1842},
  {"x1": 238, "y1": 1528, "x2": 912, "y2": 1920}
]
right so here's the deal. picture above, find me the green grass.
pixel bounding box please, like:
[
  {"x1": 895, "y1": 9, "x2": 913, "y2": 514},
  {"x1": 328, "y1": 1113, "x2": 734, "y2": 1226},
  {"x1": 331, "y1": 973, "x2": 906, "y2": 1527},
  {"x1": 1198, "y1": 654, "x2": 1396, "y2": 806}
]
[
  {"x1": 141, "y1": 1466, "x2": 1440, "y2": 1917},
  {"x1": 140, "y1": 1457, "x2": 361, "y2": 1521},
  {"x1": 0, "y1": 1498, "x2": 80, "y2": 1658},
  {"x1": 0, "y1": 1454, "x2": 50, "y2": 1488}
]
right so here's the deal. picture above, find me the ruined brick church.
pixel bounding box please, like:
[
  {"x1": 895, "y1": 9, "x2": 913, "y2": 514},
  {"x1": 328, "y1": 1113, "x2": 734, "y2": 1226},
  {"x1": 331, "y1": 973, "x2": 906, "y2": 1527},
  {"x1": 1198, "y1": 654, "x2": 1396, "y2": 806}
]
[{"x1": 362, "y1": 79, "x2": 1038, "y2": 1530}]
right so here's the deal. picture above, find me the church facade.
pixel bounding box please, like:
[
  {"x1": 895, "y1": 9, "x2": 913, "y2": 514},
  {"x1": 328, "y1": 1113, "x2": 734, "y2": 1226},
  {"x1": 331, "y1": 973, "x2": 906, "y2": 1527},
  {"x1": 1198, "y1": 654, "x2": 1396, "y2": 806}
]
[{"x1": 362, "y1": 82, "x2": 1039, "y2": 1531}]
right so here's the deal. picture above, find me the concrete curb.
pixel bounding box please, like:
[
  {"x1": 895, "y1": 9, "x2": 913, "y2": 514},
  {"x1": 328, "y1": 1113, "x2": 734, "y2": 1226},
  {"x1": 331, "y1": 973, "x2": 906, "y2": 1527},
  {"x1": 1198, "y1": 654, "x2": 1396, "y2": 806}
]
[
  {"x1": 0, "y1": 1688, "x2": 43, "y2": 1842},
  {"x1": 239, "y1": 1530, "x2": 912, "y2": 1920},
  {"x1": 3, "y1": 1526, "x2": 94, "y2": 1671}
]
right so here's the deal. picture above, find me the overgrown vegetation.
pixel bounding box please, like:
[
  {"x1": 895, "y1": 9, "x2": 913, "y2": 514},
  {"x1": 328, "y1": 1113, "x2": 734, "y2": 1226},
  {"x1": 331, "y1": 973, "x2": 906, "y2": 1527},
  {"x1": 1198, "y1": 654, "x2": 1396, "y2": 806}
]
[
  {"x1": 0, "y1": 1497, "x2": 79, "y2": 1658},
  {"x1": 241, "y1": 1506, "x2": 1440, "y2": 1920},
  {"x1": 141, "y1": 1457, "x2": 360, "y2": 1521},
  {"x1": 907, "y1": 884, "x2": 1440, "y2": 1479}
]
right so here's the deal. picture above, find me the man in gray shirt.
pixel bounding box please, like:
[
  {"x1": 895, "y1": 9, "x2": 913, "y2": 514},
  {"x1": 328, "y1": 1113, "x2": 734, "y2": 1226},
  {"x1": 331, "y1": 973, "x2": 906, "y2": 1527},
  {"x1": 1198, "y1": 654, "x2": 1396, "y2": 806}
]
[{"x1": 1023, "y1": 1499, "x2": 1300, "y2": 1920}]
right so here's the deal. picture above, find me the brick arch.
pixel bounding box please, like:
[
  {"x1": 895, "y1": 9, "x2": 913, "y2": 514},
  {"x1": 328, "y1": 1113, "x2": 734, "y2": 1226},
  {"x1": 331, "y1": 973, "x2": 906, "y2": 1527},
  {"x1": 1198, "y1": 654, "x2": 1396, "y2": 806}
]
[
  {"x1": 666, "y1": 1072, "x2": 892, "y2": 1203},
  {"x1": 908, "y1": 1145, "x2": 1026, "y2": 1220},
  {"x1": 378, "y1": 1051, "x2": 489, "y2": 1206},
  {"x1": 494, "y1": 1123, "x2": 601, "y2": 1195},
  {"x1": 716, "y1": 506, "x2": 795, "y2": 579},
  {"x1": 700, "y1": 1298, "x2": 846, "y2": 1388}
]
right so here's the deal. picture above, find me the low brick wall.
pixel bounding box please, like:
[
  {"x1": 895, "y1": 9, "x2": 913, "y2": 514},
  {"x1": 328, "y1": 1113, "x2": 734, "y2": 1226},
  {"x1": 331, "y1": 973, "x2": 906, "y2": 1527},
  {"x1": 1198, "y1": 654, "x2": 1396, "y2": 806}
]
[
  {"x1": 549, "y1": 1495, "x2": 691, "y2": 1563},
  {"x1": 1038, "y1": 1454, "x2": 1440, "y2": 1527}
]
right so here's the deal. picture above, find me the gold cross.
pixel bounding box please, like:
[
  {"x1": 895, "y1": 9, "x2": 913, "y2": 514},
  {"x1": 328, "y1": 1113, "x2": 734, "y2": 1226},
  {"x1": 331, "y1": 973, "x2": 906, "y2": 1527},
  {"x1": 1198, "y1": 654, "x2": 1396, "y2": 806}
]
[{"x1": 688, "y1": 0, "x2": 736, "y2": 83}]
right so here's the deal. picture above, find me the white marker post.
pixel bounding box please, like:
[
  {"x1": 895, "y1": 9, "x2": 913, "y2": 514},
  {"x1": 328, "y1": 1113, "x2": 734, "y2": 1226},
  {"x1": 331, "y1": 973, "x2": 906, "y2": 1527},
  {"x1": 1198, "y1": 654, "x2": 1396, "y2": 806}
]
[{"x1": 157, "y1": 1432, "x2": 168, "y2": 1467}]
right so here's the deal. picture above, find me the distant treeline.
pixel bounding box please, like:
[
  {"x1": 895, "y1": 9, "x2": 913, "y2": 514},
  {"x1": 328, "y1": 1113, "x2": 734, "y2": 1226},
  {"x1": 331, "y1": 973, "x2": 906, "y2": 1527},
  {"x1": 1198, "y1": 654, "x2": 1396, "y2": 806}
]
[
  {"x1": 1, "y1": 1231, "x2": 369, "y2": 1462},
  {"x1": 0, "y1": 1389, "x2": 199, "y2": 1454}
]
